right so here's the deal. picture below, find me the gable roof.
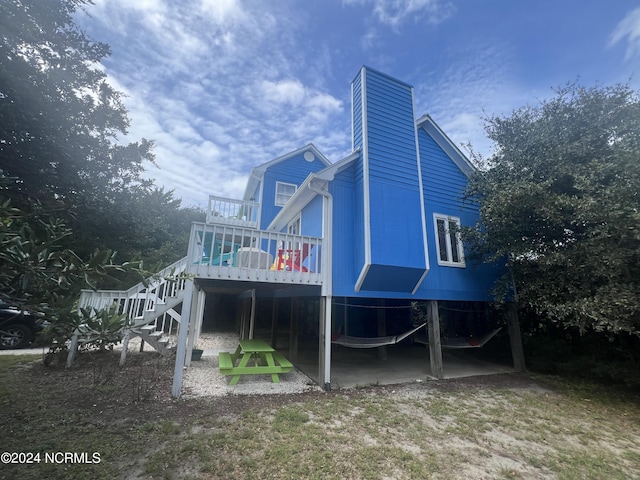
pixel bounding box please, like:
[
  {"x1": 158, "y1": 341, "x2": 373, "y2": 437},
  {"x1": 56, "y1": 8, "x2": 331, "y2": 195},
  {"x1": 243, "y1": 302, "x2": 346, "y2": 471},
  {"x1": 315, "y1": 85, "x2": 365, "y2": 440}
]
[
  {"x1": 267, "y1": 116, "x2": 477, "y2": 230},
  {"x1": 242, "y1": 143, "x2": 331, "y2": 201},
  {"x1": 267, "y1": 150, "x2": 360, "y2": 231},
  {"x1": 415, "y1": 114, "x2": 476, "y2": 178}
]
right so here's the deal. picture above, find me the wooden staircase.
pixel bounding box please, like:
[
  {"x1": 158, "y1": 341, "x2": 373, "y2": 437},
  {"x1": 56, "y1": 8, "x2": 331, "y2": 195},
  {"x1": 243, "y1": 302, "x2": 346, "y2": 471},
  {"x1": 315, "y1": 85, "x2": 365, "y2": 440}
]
[{"x1": 66, "y1": 257, "x2": 189, "y2": 366}]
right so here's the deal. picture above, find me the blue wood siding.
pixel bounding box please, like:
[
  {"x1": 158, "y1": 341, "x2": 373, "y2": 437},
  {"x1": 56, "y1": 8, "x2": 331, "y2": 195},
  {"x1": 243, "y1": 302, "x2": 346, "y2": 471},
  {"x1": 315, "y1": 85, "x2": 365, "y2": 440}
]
[
  {"x1": 415, "y1": 128, "x2": 501, "y2": 301},
  {"x1": 301, "y1": 196, "x2": 323, "y2": 238},
  {"x1": 357, "y1": 67, "x2": 427, "y2": 292},
  {"x1": 353, "y1": 154, "x2": 366, "y2": 284},
  {"x1": 259, "y1": 153, "x2": 326, "y2": 228},
  {"x1": 330, "y1": 163, "x2": 360, "y2": 296},
  {"x1": 329, "y1": 123, "x2": 501, "y2": 301}
]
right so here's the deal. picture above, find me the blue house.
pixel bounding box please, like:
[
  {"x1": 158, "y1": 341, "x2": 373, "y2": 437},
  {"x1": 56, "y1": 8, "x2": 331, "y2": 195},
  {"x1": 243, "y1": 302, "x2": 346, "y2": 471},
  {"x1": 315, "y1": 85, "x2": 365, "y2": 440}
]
[{"x1": 74, "y1": 67, "x2": 524, "y2": 396}]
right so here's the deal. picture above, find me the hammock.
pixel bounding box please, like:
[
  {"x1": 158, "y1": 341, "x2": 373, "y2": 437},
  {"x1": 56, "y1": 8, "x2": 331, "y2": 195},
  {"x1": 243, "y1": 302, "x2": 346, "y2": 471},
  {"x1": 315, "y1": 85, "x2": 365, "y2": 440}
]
[
  {"x1": 441, "y1": 327, "x2": 502, "y2": 349},
  {"x1": 331, "y1": 323, "x2": 427, "y2": 349}
]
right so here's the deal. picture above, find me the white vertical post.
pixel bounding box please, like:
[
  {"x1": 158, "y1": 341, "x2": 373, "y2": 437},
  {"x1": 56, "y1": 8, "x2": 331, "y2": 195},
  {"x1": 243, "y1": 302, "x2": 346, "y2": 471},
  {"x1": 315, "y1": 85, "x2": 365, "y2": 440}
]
[
  {"x1": 308, "y1": 179, "x2": 333, "y2": 392},
  {"x1": 172, "y1": 280, "x2": 195, "y2": 398},
  {"x1": 318, "y1": 295, "x2": 332, "y2": 391},
  {"x1": 185, "y1": 287, "x2": 205, "y2": 367},
  {"x1": 194, "y1": 289, "x2": 206, "y2": 343},
  {"x1": 119, "y1": 329, "x2": 130, "y2": 367}
]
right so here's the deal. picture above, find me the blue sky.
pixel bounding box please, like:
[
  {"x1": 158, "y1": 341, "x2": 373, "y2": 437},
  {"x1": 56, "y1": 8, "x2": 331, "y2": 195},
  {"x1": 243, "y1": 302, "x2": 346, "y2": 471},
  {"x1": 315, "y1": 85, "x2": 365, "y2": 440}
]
[{"x1": 78, "y1": 0, "x2": 640, "y2": 208}]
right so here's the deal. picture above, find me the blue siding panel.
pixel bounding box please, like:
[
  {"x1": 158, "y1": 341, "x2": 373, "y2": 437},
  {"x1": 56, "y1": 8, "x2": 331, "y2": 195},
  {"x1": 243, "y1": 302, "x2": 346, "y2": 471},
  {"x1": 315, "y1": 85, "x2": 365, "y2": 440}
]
[
  {"x1": 355, "y1": 67, "x2": 427, "y2": 292},
  {"x1": 330, "y1": 164, "x2": 361, "y2": 295},
  {"x1": 329, "y1": 116, "x2": 502, "y2": 301},
  {"x1": 415, "y1": 127, "x2": 501, "y2": 301},
  {"x1": 368, "y1": 180, "x2": 424, "y2": 266},
  {"x1": 259, "y1": 152, "x2": 327, "y2": 228},
  {"x1": 301, "y1": 196, "x2": 323, "y2": 238}
]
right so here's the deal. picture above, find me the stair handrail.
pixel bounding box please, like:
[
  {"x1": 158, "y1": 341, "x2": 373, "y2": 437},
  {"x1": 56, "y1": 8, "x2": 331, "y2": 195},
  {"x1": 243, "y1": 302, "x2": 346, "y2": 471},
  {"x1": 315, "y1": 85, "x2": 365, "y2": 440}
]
[
  {"x1": 82, "y1": 257, "x2": 187, "y2": 297},
  {"x1": 78, "y1": 256, "x2": 189, "y2": 316}
]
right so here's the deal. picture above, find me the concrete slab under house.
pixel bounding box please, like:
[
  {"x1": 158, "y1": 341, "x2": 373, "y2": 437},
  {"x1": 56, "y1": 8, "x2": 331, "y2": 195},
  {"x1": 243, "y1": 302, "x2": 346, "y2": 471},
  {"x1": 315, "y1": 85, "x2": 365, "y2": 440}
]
[{"x1": 69, "y1": 66, "x2": 526, "y2": 397}]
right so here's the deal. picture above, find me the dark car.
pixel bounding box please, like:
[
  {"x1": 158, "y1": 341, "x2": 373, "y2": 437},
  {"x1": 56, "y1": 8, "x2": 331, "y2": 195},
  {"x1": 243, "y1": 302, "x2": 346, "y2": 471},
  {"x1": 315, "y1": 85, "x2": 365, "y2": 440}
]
[{"x1": 0, "y1": 301, "x2": 45, "y2": 349}]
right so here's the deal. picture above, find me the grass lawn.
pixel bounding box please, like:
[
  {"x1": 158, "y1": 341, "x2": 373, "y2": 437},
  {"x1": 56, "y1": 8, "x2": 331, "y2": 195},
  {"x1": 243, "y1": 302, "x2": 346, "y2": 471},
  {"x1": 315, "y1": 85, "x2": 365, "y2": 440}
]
[{"x1": 0, "y1": 351, "x2": 639, "y2": 479}]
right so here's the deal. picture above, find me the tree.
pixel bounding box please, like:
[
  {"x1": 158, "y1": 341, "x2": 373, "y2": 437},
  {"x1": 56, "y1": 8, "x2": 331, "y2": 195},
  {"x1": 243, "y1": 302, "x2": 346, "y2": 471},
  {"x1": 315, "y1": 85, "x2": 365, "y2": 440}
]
[
  {"x1": 0, "y1": 0, "x2": 154, "y2": 217},
  {"x1": 466, "y1": 82, "x2": 640, "y2": 335},
  {"x1": 0, "y1": 196, "x2": 144, "y2": 347},
  {"x1": 0, "y1": 1, "x2": 185, "y2": 348}
]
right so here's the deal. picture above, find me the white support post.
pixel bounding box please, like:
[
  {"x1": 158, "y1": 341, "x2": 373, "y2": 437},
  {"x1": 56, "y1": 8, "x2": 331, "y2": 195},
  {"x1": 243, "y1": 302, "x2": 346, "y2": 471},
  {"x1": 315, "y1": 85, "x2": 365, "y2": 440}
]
[
  {"x1": 186, "y1": 288, "x2": 206, "y2": 367},
  {"x1": 172, "y1": 280, "x2": 195, "y2": 398},
  {"x1": 318, "y1": 295, "x2": 332, "y2": 391},
  {"x1": 119, "y1": 329, "x2": 130, "y2": 367},
  {"x1": 66, "y1": 332, "x2": 79, "y2": 368},
  {"x1": 194, "y1": 289, "x2": 206, "y2": 344}
]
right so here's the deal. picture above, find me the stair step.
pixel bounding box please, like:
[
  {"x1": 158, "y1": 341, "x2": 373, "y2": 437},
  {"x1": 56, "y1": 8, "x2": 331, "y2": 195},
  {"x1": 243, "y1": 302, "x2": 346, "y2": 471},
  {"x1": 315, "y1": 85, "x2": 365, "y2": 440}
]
[{"x1": 139, "y1": 324, "x2": 156, "y2": 332}]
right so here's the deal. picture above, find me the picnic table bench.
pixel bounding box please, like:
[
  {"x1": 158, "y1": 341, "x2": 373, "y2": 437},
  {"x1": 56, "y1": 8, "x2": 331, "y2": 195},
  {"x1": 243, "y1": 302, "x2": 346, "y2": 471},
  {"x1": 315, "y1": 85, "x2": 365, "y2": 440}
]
[{"x1": 218, "y1": 339, "x2": 293, "y2": 385}]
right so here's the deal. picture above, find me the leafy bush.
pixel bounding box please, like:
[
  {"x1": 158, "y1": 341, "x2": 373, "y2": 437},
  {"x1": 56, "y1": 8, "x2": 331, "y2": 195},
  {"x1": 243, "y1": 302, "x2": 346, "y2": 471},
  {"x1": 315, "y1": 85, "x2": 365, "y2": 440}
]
[{"x1": 77, "y1": 305, "x2": 131, "y2": 352}]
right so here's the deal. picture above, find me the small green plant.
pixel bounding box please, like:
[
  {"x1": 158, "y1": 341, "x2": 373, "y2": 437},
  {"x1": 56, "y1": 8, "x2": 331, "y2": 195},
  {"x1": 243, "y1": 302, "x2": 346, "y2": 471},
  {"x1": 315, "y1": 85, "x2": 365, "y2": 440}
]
[{"x1": 77, "y1": 304, "x2": 131, "y2": 352}]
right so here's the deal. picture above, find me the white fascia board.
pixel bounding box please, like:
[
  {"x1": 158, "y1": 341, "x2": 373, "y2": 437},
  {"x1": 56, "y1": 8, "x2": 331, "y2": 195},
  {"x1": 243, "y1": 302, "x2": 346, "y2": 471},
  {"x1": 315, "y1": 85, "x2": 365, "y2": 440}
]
[
  {"x1": 411, "y1": 87, "x2": 430, "y2": 291},
  {"x1": 313, "y1": 150, "x2": 360, "y2": 182},
  {"x1": 267, "y1": 173, "x2": 317, "y2": 231},
  {"x1": 416, "y1": 114, "x2": 476, "y2": 178},
  {"x1": 243, "y1": 170, "x2": 263, "y2": 201},
  {"x1": 242, "y1": 144, "x2": 331, "y2": 201},
  {"x1": 256, "y1": 143, "x2": 332, "y2": 175},
  {"x1": 355, "y1": 66, "x2": 371, "y2": 292}
]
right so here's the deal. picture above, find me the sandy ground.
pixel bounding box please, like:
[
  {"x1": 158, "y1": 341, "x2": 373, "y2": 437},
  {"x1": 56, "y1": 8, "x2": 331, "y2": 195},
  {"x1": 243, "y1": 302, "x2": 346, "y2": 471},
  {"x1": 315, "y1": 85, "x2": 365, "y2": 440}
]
[{"x1": 182, "y1": 331, "x2": 322, "y2": 397}]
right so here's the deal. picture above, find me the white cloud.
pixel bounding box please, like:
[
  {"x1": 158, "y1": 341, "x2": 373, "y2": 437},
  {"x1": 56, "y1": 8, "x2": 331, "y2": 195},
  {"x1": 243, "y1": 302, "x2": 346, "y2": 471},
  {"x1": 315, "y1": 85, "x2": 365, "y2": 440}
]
[
  {"x1": 411, "y1": 42, "x2": 535, "y2": 163},
  {"x1": 74, "y1": 1, "x2": 353, "y2": 207},
  {"x1": 344, "y1": 0, "x2": 455, "y2": 28},
  {"x1": 200, "y1": 0, "x2": 245, "y2": 24},
  {"x1": 609, "y1": 7, "x2": 640, "y2": 60},
  {"x1": 261, "y1": 80, "x2": 306, "y2": 106}
]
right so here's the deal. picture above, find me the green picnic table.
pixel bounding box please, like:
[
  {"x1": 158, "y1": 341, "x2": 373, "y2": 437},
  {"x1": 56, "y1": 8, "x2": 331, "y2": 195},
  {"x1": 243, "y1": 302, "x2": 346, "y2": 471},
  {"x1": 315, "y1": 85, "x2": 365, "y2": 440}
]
[{"x1": 218, "y1": 339, "x2": 293, "y2": 385}]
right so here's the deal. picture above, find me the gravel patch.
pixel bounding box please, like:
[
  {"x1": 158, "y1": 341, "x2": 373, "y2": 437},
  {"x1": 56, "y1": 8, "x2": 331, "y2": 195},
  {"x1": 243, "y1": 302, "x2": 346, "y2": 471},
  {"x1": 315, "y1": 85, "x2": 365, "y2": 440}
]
[{"x1": 182, "y1": 331, "x2": 322, "y2": 398}]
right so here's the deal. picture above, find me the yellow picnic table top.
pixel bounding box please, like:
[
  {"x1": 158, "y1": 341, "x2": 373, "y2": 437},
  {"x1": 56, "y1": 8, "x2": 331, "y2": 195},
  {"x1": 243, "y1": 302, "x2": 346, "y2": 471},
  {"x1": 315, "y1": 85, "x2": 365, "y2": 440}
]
[{"x1": 219, "y1": 339, "x2": 293, "y2": 385}]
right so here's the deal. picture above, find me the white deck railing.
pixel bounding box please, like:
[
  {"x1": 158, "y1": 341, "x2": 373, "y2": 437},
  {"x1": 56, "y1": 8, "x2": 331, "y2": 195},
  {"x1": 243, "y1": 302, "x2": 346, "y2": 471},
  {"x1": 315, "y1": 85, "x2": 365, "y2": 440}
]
[
  {"x1": 78, "y1": 256, "x2": 188, "y2": 328},
  {"x1": 207, "y1": 195, "x2": 260, "y2": 228},
  {"x1": 189, "y1": 222, "x2": 323, "y2": 285}
]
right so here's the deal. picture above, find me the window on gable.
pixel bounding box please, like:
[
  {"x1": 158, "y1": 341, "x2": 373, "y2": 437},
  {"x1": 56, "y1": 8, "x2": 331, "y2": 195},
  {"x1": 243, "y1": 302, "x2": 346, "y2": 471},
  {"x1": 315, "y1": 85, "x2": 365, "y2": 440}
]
[
  {"x1": 275, "y1": 181, "x2": 297, "y2": 206},
  {"x1": 434, "y1": 214, "x2": 465, "y2": 267}
]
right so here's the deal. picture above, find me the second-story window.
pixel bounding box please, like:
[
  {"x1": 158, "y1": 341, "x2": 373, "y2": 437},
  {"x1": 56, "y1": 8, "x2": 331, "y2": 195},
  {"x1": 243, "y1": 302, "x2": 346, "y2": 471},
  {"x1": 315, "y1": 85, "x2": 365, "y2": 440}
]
[{"x1": 275, "y1": 181, "x2": 297, "y2": 206}]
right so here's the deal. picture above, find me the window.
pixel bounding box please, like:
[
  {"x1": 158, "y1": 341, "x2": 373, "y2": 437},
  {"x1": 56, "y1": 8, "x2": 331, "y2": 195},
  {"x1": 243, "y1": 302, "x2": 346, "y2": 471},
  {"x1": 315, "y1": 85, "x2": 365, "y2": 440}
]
[
  {"x1": 287, "y1": 215, "x2": 301, "y2": 235},
  {"x1": 434, "y1": 214, "x2": 465, "y2": 267},
  {"x1": 275, "y1": 181, "x2": 297, "y2": 206},
  {"x1": 287, "y1": 215, "x2": 302, "y2": 250}
]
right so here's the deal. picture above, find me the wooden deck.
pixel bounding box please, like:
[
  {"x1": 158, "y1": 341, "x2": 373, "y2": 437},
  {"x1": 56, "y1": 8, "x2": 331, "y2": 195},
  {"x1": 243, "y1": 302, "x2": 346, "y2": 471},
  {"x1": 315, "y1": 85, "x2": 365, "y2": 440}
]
[{"x1": 188, "y1": 221, "x2": 323, "y2": 285}]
